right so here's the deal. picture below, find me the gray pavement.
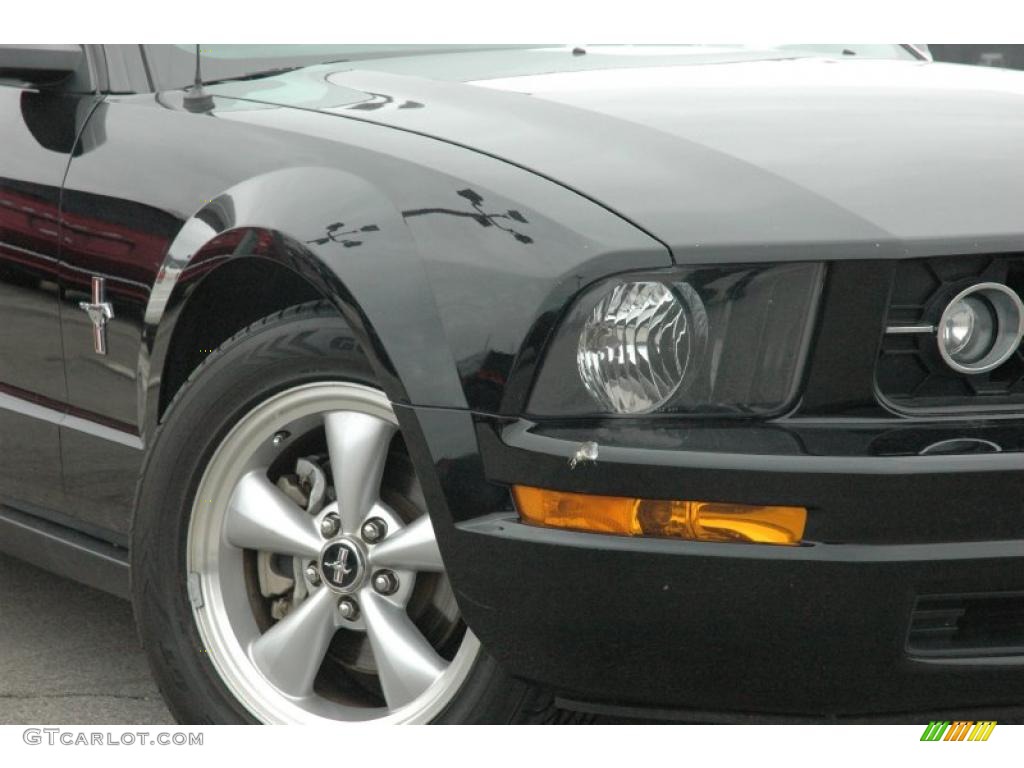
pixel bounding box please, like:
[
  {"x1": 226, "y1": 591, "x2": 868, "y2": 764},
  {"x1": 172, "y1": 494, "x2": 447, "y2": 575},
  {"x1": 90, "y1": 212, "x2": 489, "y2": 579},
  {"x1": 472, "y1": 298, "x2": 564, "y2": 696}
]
[{"x1": 0, "y1": 553, "x2": 173, "y2": 724}]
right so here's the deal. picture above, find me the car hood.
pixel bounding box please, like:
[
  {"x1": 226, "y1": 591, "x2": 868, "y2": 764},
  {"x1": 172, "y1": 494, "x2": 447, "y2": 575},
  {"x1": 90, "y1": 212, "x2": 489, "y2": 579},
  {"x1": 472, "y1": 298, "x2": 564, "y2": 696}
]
[{"x1": 207, "y1": 53, "x2": 1024, "y2": 261}]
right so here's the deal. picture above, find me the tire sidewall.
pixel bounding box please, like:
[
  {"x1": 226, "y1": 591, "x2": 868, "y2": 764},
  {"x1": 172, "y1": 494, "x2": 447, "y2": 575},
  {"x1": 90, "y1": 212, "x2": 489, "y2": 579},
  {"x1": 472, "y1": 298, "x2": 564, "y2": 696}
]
[
  {"x1": 133, "y1": 307, "x2": 381, "y2": 723},
  {"x1": 131, "y1": 304, "x2": 536, "y2": 724}
]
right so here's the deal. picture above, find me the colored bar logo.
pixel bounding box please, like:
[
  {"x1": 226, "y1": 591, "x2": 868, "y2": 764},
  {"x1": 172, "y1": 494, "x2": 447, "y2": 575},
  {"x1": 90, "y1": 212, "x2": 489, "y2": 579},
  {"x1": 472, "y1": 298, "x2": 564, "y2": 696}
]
[{"x1": 920, "y1": 721, "x2": 997, "y2": 741}]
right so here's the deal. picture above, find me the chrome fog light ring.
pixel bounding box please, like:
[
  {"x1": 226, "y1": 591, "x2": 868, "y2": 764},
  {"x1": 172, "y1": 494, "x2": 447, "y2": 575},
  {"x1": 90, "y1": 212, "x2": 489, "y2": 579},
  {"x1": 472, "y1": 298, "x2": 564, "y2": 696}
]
[{"x1": 937, "y1": 282, "x2": 1024, "y2": 375}]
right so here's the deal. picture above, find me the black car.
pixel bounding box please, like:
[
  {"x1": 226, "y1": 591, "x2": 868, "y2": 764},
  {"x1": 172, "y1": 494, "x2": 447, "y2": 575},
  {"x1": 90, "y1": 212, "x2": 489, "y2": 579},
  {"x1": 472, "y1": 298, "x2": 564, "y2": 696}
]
[{"x1": 2, "y1": 42, "x2": 1024, "y2": 725}]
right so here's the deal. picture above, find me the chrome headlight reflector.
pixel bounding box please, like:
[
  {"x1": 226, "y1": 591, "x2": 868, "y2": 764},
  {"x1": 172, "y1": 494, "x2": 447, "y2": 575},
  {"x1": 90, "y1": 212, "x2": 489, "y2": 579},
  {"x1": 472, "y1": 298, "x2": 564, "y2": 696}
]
[
  {"x1": 577, "y1": 281, "x2": 707, "y2": 414},
  {"x1": 529, "y1": 262, "x2": 825, "y2": 417}
]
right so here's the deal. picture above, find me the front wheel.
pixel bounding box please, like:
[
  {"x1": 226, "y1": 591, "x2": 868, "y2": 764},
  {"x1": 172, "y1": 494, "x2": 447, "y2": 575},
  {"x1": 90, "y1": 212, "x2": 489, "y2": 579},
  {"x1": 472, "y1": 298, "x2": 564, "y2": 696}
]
[{"x1": 131, "y1": 302, "x2": 551, "y2": 723}]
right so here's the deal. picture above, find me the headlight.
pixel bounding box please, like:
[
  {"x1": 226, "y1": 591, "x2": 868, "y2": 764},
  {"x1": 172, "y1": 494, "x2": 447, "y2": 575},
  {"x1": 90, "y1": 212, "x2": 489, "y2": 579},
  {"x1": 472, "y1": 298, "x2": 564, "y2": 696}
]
[
  {"x1": 577, "y1": 281, "x2": 708, "y2": 414},
  {"x1": 528, "y1": 262, "x2": 825, "y2": 417}
]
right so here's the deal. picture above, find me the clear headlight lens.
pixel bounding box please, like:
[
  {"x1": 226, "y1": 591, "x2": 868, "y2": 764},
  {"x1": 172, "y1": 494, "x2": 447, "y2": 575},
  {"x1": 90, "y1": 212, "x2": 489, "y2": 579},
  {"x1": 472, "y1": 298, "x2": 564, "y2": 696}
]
[
  {"x1": 528, "y1": 262, "x2": 825, "y2": 417},
  {"x1": 577, "y1": 282, "x2": 707, "y2": 414}
]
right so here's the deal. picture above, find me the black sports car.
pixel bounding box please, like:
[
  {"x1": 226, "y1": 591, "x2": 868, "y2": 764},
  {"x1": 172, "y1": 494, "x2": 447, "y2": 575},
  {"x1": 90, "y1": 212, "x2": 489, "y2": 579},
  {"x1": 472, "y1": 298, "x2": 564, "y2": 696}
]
[{"x1": 2, "y1": 43, "x2": 1024, "y2": 724}]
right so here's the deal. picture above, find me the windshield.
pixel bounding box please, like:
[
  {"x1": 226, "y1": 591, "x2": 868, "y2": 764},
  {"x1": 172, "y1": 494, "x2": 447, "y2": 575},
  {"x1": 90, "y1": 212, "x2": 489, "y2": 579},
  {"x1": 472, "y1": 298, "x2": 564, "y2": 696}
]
[
  {"x1": 143, "y1": 44, "x2": 918, "y2": 91},
  {"x1": 143, "y1": 45, "x2": 540, "y2": 89}
]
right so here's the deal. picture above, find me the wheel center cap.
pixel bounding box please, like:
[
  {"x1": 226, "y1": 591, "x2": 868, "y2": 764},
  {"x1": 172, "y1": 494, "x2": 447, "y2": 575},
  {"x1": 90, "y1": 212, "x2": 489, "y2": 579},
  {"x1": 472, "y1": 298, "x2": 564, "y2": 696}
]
[{"x1": 319, "y1": 539, "x2": 364, "y2": 592}]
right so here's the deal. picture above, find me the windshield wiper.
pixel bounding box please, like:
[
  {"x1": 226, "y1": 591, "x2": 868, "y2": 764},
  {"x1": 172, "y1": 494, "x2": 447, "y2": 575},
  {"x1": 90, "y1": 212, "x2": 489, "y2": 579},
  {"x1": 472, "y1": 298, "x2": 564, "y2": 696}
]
[{"x1": 200, "y1": 65, "x2": 305, "y2": 86}]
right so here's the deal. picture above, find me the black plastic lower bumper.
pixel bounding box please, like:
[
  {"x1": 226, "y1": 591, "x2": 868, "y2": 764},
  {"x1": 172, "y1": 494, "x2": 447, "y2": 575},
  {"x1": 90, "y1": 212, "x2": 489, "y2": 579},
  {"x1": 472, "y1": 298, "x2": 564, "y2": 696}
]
[
  {"x1": 456, "y1": 513, "x2": 1024, "y2": 717},
  {"x1": 397, "y1": 404, "x2": 1024, "y2": 718}
]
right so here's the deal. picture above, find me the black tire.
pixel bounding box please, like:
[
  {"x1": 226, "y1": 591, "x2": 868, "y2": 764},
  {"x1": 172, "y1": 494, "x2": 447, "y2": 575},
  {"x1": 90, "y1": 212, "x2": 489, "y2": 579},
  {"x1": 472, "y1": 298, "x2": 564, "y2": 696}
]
[{"x1": 131, "y1": 301, "x2": 560, "y2": 724}]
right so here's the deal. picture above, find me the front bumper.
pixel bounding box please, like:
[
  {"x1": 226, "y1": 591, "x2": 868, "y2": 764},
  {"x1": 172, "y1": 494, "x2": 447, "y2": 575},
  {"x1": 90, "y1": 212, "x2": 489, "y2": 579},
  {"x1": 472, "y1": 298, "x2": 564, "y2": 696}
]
[{"x1": 397, "y1": 404, "x2": 1024, "y2": 719}]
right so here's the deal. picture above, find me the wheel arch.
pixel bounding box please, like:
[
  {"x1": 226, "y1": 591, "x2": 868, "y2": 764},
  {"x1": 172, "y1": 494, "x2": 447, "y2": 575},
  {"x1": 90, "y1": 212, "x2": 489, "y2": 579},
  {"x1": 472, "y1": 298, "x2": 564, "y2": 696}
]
[
  {"x1": 154, "y1": 252, "x2": 325, "y2": 421},
  {"x1": 140, "y1": 166, "x2": 464, "y2": 442}
]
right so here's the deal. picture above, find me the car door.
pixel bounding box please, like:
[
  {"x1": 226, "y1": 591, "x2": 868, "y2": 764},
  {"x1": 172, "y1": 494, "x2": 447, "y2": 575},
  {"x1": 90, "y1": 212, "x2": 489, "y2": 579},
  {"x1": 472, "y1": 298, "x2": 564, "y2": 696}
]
[
  {"x1": 0, "y1": 53, "x2": 100, "y2": 516},
  {"x1": 57, "y1": 120, "x2": 179, "y2": 537},
  {"x1": 57, "y1": 44, "x2": 194, "y2": 538}
]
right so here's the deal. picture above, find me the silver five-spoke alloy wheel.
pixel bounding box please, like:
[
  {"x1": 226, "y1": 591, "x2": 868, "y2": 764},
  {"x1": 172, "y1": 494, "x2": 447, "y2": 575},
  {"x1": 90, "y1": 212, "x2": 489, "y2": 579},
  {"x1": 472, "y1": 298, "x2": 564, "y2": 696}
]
[{"x1": 187, "y1": 382, "x2": 479, "y2": 723}]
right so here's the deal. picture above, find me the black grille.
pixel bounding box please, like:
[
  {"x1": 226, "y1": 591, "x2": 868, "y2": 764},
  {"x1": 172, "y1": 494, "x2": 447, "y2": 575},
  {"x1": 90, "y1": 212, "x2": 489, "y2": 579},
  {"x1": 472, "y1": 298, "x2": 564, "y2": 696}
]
[
  {"x1": 908, "y1": 593, "x2": 1024, "y2": 659},
  {"x1": 876, "y1": 254, "x2": 1024, "y2": 412}
]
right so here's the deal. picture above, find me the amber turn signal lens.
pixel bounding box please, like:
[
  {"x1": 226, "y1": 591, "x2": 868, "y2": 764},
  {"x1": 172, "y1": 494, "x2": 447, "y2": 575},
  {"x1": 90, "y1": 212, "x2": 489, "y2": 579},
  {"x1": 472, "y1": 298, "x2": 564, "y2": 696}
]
[{"x1": 512, "y1": 486, "x2": 806, "y2": 545}]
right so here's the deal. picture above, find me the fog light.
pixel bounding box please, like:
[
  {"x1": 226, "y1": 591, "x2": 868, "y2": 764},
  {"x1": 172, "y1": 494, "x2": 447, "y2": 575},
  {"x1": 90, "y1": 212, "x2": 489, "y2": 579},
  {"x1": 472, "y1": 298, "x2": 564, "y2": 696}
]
[
  {"x1": 937, "y1": 282, "x2": 1024, "y2": 374},
  {"x1": 513, "y1": 486, "x2": 806, "y2": 545}
]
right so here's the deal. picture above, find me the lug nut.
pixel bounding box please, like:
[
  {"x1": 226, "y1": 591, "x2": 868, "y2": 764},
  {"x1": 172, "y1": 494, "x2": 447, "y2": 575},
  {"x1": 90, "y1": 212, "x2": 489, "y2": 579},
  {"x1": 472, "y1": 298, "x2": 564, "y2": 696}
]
[
  {"x1": 319, "y1": 513, "x2": 341, "y2": 538},
  {"x1": 304, "y1": 562, "x2": 321, "y2": 586},
  {"x1": 361, "y1": 518, "x2": 387, "y2": 543},
  {"x1": 372, "y1": 570, "x2": 399, "y2": 595},
  {"x1": 338, "y1": 597, "x2": 360, "y2": 621}
]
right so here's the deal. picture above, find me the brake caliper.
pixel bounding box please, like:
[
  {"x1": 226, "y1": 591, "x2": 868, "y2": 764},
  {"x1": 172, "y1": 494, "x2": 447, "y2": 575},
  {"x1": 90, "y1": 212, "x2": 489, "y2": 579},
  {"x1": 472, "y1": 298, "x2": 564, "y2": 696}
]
[{"x1": 257, "y1": 456, "x2": 331, "y2": 619}]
